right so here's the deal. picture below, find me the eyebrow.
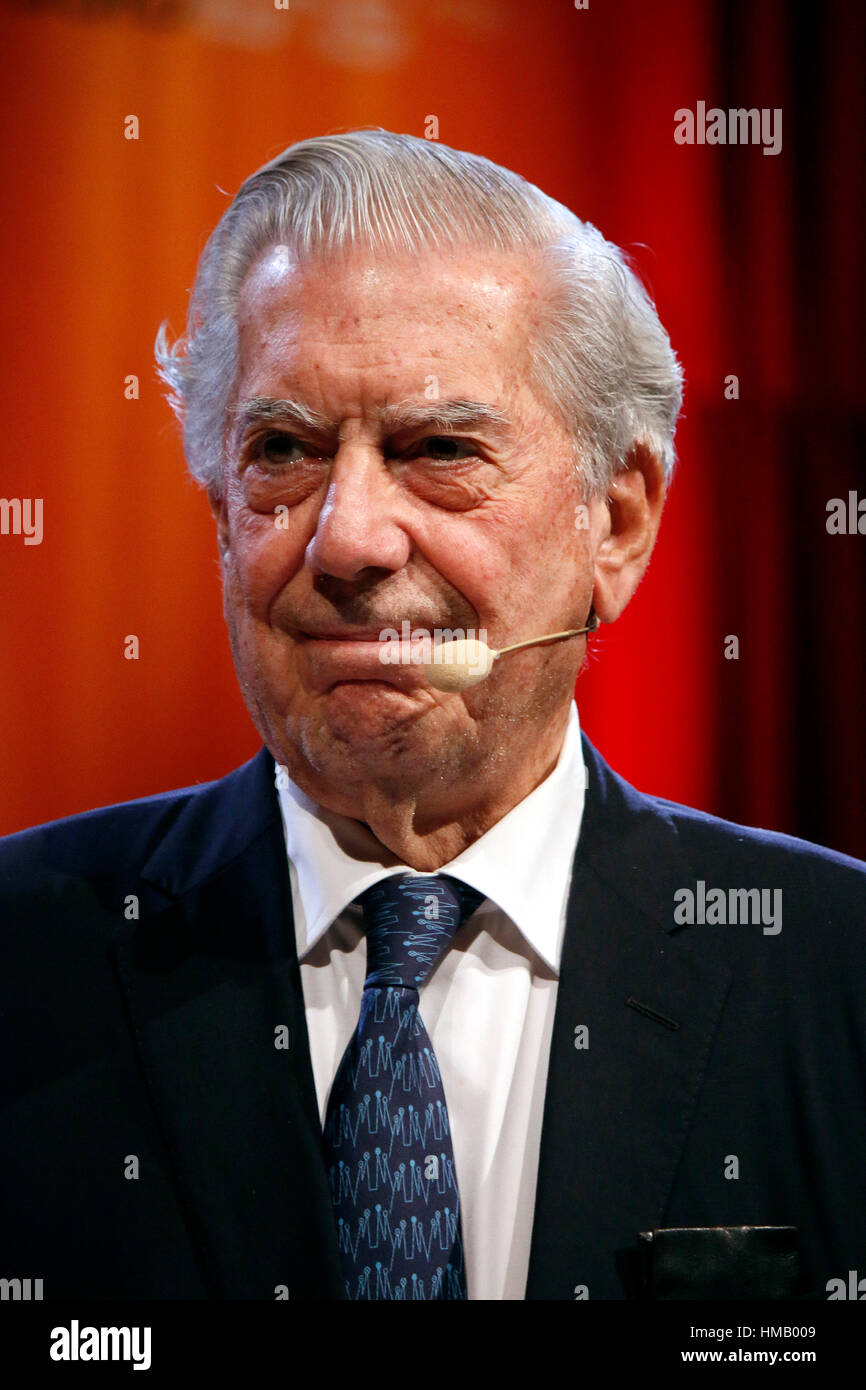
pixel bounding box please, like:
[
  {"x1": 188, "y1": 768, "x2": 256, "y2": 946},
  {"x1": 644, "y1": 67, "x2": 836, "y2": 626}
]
[{"x1": 231, "y1": 396, "x2": 514, "y2": 441}]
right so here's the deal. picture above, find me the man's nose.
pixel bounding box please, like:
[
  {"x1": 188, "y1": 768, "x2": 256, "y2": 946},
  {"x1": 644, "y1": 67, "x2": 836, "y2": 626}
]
[{"x1": 305, "y1": 446, "x2": 412, "y2": 582}]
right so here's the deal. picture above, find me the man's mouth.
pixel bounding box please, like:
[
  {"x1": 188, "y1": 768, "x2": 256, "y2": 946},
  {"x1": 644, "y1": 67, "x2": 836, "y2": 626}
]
[
  {"x1": 300, "y1": 629, "x2": 396, "y2": 641},
  {"x1": 295, "y1": 629, "x2": 436, "y2": 691}
]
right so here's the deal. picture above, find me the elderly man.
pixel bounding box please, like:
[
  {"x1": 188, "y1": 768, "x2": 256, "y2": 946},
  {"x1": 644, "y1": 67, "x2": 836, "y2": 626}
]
[{"x1": 1, "y1": 131, "x2": 864, "y2": 1303}]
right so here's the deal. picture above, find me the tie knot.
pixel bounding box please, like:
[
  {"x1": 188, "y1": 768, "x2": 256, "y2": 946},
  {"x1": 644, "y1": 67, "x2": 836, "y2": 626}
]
[{"x1": 356, "y1": 873, "x2": 484, "y2": 990}]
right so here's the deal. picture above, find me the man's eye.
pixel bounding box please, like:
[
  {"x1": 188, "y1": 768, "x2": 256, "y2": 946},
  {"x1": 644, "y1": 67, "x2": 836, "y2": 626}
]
[
  {"x1": 415, "y1": 436, "x2": 478, "y2": 463},
  {"x1": 257, "y1": 433, "x2": 308, "y2": 467}
]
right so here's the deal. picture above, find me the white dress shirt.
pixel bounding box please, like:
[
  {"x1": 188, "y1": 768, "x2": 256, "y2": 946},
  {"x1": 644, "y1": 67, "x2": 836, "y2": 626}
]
[{"x1": 275, "y1": 700, "x2": 586, "y2": 1299}]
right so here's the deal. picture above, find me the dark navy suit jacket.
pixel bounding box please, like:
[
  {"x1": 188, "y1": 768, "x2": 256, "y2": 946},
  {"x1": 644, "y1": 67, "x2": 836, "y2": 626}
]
[{"x1": 1, "y1": 733, "x2": 865, "y2": 1299}]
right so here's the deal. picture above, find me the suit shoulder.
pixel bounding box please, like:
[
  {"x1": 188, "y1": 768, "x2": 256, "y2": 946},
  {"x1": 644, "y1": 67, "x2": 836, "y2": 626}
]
[
  {"x1": 649, "y1": 790, "x2": 866, "y2": 888},
  {"x1": 0, "y1": 773, "x2": 221, "y2": 889},
  {"x1": 643, "y1": 794, "x2": 866, "y2": 959},
  {"x1": 581, "y1": 732, "x2": 866, "y2": 929}
]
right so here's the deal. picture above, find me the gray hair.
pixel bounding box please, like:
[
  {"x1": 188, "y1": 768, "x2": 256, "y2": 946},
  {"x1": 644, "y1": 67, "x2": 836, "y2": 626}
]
[{"x1": 155, "y1": 129, "x2": 683, "y2": 498}]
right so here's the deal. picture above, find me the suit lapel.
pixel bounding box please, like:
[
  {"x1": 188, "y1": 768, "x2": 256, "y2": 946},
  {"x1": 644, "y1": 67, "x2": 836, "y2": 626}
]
[
  {"x1": 112, "y1": 747, "x2": 346, "y2": 1299},
  {"x1": 525, "y1": 735, "x2": 733, "y2": 1299}
]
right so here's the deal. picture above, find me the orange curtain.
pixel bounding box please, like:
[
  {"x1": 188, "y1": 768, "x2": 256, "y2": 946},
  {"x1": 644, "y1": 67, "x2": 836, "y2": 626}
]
[{"x1": 1, "y1": 0, "x2": 863, "y2": 859}]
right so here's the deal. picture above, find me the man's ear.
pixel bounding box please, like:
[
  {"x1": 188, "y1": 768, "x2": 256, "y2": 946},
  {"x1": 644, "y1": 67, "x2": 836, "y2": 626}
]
[
  {"x1": 207, "y1": 486, "x2": 230, "y2": 564},
  {"x1": 592, "y1": 442, "x2": 666, "y2": 624}
]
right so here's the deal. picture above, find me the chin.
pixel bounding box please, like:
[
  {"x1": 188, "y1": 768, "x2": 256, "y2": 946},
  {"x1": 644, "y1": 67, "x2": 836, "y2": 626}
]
[{"x1": 287, "y1": 684, "x2": 438, "y2": 766}]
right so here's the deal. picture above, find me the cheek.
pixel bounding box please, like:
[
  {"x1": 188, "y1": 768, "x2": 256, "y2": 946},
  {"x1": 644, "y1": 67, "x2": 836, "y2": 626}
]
[
  {"x1": 442, "y1": 490, "x2": 545, "y2": 605},
  {"x1": 223, "y1": 507, "x2": 306, "y2": 616},
  {"x1": 413, "y1": 516, "x2": 507, "y2": 626},
  {"x1": 476, "y1": 501, "x2": 585, "y2": 621},
  {"x1": 529, "y1": 474, "x2": 591, "y2": 577}
]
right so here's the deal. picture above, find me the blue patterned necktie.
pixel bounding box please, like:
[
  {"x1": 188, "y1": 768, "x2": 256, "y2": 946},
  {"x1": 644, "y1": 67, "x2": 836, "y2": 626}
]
[{"x1": 323, "y1": 872, "x2": 485, "y2": 1300}]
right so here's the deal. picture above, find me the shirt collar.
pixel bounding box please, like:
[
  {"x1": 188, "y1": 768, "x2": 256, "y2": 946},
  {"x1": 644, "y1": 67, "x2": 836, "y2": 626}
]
[{"x1": 275, "y1": 701, "x2": 585, "y2": 973}]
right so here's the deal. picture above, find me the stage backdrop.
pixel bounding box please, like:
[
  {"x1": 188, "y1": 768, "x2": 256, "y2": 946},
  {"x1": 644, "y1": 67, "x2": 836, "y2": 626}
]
[{"x1": 1, "y1": 0, "x2": 863, "y2": 859}]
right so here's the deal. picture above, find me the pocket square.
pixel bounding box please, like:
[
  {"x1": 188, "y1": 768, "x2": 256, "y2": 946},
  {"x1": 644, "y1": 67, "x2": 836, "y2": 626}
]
[{"x1": 638, "y1": 1225, "x2": 801, "y2": 1299}]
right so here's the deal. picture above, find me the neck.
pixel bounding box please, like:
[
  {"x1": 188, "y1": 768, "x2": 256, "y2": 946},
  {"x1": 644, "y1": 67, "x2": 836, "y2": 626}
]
[{"x1": 283, "y1": 701, "x2": 573, "y2": 870}]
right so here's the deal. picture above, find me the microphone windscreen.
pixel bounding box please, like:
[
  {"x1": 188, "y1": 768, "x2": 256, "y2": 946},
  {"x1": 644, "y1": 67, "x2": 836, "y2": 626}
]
[{"x1": 424, "y1": 638, "x2": 495, "y2": 691}]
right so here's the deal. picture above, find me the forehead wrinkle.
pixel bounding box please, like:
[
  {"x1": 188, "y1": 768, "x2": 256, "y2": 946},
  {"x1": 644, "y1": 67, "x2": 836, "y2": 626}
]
[
  {"x1": 375, "y1": 398, "x2": 513, "y2": 437},
  {"x1": 233, "y1": 394, "x2": 514, "y2": 440},
  {"x1": 232, "y1": 396, "x2": 338, "y2": 436}
]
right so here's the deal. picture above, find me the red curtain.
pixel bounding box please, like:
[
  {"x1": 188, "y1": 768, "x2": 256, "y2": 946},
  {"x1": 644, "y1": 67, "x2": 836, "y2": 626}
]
[{"x1": 1, "y1": 0, "x2": 863, "y2": 858}]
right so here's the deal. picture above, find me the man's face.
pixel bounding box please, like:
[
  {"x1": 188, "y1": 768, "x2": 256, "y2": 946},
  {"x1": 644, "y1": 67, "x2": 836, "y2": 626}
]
[{"x1": 212, "y1": 243, "x2": 600, "y2": 822}]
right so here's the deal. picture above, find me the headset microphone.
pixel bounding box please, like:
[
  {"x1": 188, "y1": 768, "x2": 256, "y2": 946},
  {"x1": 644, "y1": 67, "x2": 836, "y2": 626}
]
[{"x1": 423, "y1": 610, "x2": 599, "y2": 691}]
